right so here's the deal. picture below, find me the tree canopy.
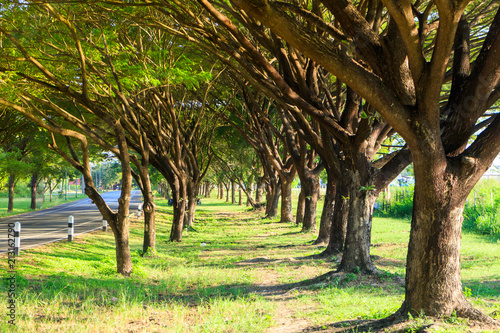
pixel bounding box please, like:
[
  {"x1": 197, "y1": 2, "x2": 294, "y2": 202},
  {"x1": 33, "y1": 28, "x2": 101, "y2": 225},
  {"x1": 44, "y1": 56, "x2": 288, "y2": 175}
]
[{"x1": 0, "y1": 0, "x2": 499, "y2": 326}]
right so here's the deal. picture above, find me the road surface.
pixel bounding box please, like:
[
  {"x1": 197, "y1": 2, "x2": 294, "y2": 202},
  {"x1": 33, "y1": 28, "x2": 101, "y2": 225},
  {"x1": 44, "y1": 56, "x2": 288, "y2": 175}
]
[{"x1": 0, "y1": 190, "x2": 142, "y2": 254}]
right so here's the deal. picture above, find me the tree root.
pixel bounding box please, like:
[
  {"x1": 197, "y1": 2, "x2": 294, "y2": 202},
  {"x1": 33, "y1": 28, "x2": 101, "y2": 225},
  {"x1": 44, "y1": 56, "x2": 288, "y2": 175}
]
[
  {"x1": 293, "y1": 250, "x2": 339, "y2": 260},
  {"x1": 311, "y1": 238, "x2": 329, "y2": 246},
  {"x1": 456, "y1": 302, "x2": 500, "y2": 326}
]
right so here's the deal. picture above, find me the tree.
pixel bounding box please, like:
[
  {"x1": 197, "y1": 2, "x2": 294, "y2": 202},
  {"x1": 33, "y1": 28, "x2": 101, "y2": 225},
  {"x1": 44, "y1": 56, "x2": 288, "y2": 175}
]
[
  {"x1": 215, "y1": 83, "x2": 298, "y2": 221},
  {"x1": 24, "y1": 131, "x2": 65, "y2": 209},
  {"x1": 211, "y1": 121, "x2": 263, "y2": 209},
  {"x1": 0, "y1": 3, "x2": 138, "y2": 275},
  {"x1": 0, "y1": 112, "x2": 44, "y2": 211},
  {"x1": 218, "y1": 0, "x2": 500, "y2": 321},
  {"x1": 149, "y1": 0, "x2": 411, "y2": 273}
]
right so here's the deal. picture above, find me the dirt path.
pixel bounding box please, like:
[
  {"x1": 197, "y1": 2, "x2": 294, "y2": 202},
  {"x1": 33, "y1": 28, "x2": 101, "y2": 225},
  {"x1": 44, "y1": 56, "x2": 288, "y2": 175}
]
[{"x1": 252, "y1": 266, "x2": 312, "y2": 333}]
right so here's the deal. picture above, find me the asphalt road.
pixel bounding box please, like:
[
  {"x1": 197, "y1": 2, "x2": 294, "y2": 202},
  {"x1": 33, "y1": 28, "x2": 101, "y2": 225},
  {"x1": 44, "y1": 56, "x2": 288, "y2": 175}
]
[{"x1": 0, "y1": 190, "x2": 142, "y2": 254}]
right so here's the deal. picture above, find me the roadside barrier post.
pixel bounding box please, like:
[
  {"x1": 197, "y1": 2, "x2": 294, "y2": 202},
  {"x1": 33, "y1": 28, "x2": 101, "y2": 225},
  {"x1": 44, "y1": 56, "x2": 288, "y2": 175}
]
[
  {"x1": 14, "y1": 222, "x2": 21, "y2": 255},
  {"x1": 102, "y1": 219, "x2": 107, "y2": 232},
  {"x1": 68, "y1": 215, "x2": 74, "y2": 241},
  {"x1": 138, "y1": 203, "x2": 143, "y2": 218}
]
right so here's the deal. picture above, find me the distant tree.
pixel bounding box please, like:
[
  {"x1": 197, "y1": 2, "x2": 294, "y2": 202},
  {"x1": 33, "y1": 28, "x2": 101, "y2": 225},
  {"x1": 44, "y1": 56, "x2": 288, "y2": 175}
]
[{"x1": 0, "y1": 112, "x2": 42, "y2": 211}]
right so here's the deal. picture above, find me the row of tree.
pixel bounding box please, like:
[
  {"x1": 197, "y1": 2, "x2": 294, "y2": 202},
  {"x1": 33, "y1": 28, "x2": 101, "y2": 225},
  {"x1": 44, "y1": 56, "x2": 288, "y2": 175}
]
[{"x1": 0, "y1": 0, "x2": 499, "y2": 325}]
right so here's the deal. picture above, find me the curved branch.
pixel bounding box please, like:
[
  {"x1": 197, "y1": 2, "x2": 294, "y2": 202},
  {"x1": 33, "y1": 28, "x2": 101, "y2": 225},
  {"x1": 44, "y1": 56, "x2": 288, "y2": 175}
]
[{"x1": 381, "y1": 0, "x2": 425, "y2": 81}]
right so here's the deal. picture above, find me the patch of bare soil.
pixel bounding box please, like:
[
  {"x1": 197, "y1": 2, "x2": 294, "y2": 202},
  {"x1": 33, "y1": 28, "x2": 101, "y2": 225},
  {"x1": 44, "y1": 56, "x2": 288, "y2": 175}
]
[{"x1": 251, "y1": 266, "x2": 314, "y2": 333}]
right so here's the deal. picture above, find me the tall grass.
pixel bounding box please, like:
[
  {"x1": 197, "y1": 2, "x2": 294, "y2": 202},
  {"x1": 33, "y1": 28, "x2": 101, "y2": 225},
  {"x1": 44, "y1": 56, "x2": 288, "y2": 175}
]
[
  {"x1": 375, "y1": 185, "x2": 414, "y2": 218},
  {"x1": 376, "y1": 179, "x2": 500, "y2": 239},
  {"x1": 463, "y1": 179, "x2": 500, "y2": 239}
]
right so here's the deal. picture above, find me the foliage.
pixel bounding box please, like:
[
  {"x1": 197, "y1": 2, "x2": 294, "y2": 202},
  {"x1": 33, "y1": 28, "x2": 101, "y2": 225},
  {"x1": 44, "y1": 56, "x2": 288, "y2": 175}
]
[{"x1": 0, "y1": 180, "x2": 30, "y2": 198}]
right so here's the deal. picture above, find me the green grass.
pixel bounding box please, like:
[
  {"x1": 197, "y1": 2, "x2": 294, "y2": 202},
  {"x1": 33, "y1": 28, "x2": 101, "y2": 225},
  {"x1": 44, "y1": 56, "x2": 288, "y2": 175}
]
[
  {"x1": 0, "y1": 193, "x2": 85, "y2": 218},
  {"x1": 1, "y1": 197, "x2": 499, "y2": 332}
]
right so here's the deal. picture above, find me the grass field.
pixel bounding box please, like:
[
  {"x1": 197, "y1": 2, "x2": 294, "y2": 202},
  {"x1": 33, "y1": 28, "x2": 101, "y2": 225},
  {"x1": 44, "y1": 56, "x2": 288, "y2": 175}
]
[{"x1": 1, "y1": 197, "x2": 499, "y2": 332}]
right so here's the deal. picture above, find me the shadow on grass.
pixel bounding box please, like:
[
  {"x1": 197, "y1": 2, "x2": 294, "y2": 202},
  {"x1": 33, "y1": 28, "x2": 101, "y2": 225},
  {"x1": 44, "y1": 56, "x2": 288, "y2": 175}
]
[
  {"x1": 371, "y1": 255, "x2": 406, "y2": 270},
  {"x1": 13, "y1": 269, "x2": 498, "y2": 332},
  {"x1": 14, "y1": 267, "x2": 404, "y2": 309}
]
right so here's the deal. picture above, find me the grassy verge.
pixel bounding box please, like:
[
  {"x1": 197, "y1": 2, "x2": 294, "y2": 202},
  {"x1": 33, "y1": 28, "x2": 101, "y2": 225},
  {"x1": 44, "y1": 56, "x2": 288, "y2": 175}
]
[{"x1": 1, "y1": 198, "x2": 499, "y2": 332}]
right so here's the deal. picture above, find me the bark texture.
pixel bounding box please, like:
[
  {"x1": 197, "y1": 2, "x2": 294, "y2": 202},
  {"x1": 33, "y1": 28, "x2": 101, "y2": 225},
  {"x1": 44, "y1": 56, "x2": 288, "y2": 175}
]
[
  {"x1": 295, "y1": 190, "x2": 305, "y2": 225},
  {"x1": 7, "y1": 174, "x2": 15, "y2": 212},
  {"x1": 313, "y1": 174, "x2": 336, "y2": 245},
  {"x1": 30, "y1": 173, "x2": 38, "y2": 210},
  {"x1": 280, "y1": 174, "x2": 295, "y2": 223}
]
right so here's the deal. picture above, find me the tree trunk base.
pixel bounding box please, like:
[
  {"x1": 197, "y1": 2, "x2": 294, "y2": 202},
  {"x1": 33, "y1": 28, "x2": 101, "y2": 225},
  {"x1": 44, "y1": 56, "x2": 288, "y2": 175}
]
[
  {"x1": 336, "y1": 262, "x2": 379, "y2": 275},
  {"x1": 456, "y1": 303, "x2": 499, "y2": 325},
  {"x1": 397, "y1": 299, "x2": 499, "y2": 326},
  {"x1": 311, "y1": 239, "x2": 328, "y2": 246},
  {"x1": 295, "y1": 248, "x2": 340, "y2": 260}
]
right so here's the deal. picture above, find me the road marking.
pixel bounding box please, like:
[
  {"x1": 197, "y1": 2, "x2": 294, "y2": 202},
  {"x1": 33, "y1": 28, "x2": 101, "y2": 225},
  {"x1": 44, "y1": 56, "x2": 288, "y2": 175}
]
[
  {"x1": 0, "y1": 190, "x2": 141, "y2": 253},
  {"x1": 22, "y1": 219, "x2": 102, "y2": 239}
]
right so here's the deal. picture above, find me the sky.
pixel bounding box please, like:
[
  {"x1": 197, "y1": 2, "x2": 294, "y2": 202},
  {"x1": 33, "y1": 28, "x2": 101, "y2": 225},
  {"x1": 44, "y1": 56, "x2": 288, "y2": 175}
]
[{"x1": 488, "y1": 154, "x2": 500, "y2": 173}]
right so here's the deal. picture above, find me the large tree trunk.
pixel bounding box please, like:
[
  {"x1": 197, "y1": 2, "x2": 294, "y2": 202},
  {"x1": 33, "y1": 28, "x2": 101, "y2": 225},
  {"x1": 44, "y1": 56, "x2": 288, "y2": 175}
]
[
  {"x1": 265, "y1": 178, "x2": 280, "y2": 218},
  {"x1": 207, "y1": 182, "x2": 213, "y2": 198},
  {"x1": 85, "y1": 183, "x2": 133, "y2": 276},
  {"x1": 301, "y1": 173, "x2": 320, "y2": 232},
  {"x1": 400, "y1": 153, "x2": 488, "y2": 319},
  {"x1": 313, "y1": 173, "x2": 336, "y2": 245},
  {"x1": 280, "y1": 174, "x2": 295, "y2": 223},
  {"x1": 170, "y1": 177, "x2": 187, "y2": 242},
  {"x1": 140, "y1": 178, "x2": 156, "y2": 255},
  {"x1": 402, "y1": 187, "x2": 467, "y2": 316},
  {"x1": 256, "y1": 177, "x2": 264, "y2": 203},
  {"x1": 112, "y1": 215, "x2": 133, "y2": 276},
  {"x1": 203, "y1": 181, "x2": 209, "y2": 198},
  {"x1": 295, "y1": 189, "x2": 305, "y2": 226},
  {"x1": 7, "y1": 174, "x2": 15, "y2": 212},
  {"x1": 185, "y1": 180, "x2": 199, "y2": 229},
  {"x1": 142, "y1": 196, "x2": 156, "y2": 254},
  {"x1": 30, "y1": 173, "x2": 39, "y2": 210},
  {"x1": 131, "y1": 155, "x2": 157, "y2": 255},
  {"x1": 218, "y1": 182, "x2": 223, "y2": 199},
  {"x1": 185, "y1": 198, "x2": 197, "y2": 228},
  {"x1": 231, "y1": 180, "x2": 236, "y2": 204},
  {"x1": 337, "y1": 169, "x2": 378, "y2": 273},
  {"x1": 323, "y1": 178, "x2": 349, "y2": 255}
]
